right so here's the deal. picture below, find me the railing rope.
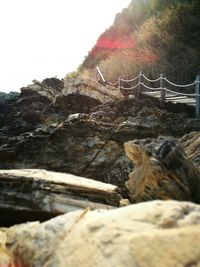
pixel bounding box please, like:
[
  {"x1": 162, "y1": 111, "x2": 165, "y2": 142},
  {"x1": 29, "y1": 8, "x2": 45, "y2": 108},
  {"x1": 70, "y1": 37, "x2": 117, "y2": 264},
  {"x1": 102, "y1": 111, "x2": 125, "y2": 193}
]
[
  {"x1": 108, "y1": 80, "x2": 119, "y2": 86},
  {"x1": 120, "y1": 74, "x2": 140, "y2": 83},
  {"x1": 142, "y1": 74, "x2": 161, "y2": 83},
  {"x1": 121, "y1": 82, "x2": 140, "y2": 90},
  {"x1": 140, "y1": 83, "x2": 161, "y2": 91},
  {"x1": 164, "y1": 88, "x2": 197, "y2": 97},
  {"x1": 164, "y1": 77, "x2": 196, "y2": 88}
]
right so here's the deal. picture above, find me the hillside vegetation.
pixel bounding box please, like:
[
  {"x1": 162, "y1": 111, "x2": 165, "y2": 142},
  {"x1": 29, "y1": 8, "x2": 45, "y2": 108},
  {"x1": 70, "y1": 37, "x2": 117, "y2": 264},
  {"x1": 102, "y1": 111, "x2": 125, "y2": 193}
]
[{"x1": 80, "y1": 0, "x2": 200, "y2": 84}]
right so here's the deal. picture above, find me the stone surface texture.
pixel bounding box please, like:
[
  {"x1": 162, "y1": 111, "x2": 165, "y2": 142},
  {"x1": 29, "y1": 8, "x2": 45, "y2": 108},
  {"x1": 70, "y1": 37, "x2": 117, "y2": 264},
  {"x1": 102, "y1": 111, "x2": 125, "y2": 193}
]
[
  {"x1": 125, "y1": 136, "x2": 200, "y2": 203},
  {"x1": 1, "y1": 78, "x2": 200, "y2": 197},
  {"x1": 180, "y1": 131, "x2": 200, "y2": 169},
  {"x1": 0, "y1": 200, "x2": 200, "y2": 267}
]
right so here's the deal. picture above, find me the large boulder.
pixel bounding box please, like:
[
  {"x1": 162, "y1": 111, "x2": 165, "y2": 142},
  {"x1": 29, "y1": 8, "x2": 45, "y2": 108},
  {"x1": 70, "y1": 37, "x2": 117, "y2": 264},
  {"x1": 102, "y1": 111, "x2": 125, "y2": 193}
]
[
  {"x1": 20, "y1": 77, "x2": 64, "y2": 100},
  {"x1": 124, "y1": 136, "x2": 200, "y2": 203},
  {"x1": 1, "y1": 200, "x2": 200, "y2": 267},
  {"x1": 180, "y1": 131, "x2": 200, "y2": 169},
  {"x1": 63, "y1": 77, "x2": 123, "y2": 103}
]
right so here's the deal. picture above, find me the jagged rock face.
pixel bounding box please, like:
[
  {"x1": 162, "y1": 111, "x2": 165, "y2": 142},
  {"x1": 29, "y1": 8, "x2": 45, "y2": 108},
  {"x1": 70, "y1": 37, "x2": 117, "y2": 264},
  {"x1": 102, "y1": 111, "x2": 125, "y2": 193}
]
[
  {"x1": 179, "y1": 131, "x2": 200, "y2": 169},
  {"x1": 0, "y1": 113, "x2": 131, "y2": 197},
  {"x1": 1, "y1": 77, "x2": 200, "y2": 197},
  {"x1": 63, "y1": 77, "x2": 123, "y2": 103},
  {"x1": 0, "y1": 78, "x2": 105, "y2": 140},
  {"x1": 125, "y1": 137, "x2": 200, "y2": 203},
  {"x1": 0, "y1": 78, "x2": 61, "y2": 139},
  {"x1": 1, "y1": 92, "x2": 200, "y2": 195},
  {"x1": 1, "y1": 201, "x2": 200, "y2": 267},
  {"x1": 0, "y1": 93, "x2": 50, "y2": 138},
  {"x1": 42, "y1": 77, "x2": 64, "y2": 92},
  {"x1": 21, "y1": 77, "x2": 64, "y2": 99},
  {"x1": 55, "y1": 94, "x2": 101, "y2": 116},
  {"x1": 0, "y1": 100, "x2": 197, "y2": 198}
]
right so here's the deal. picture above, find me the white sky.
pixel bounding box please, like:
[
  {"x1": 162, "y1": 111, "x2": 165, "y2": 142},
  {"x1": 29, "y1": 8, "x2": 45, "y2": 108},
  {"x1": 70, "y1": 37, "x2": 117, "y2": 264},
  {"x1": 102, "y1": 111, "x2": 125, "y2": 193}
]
[{"x1": 0, "y1": 0, "x2": 131, "y2": 92}]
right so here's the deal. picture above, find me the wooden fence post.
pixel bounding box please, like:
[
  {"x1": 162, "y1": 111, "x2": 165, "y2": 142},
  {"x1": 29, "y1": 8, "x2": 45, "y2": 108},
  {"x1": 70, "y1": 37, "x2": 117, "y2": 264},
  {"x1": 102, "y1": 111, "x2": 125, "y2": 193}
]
[
  {"x1": 96, "y1": 66, "x2": 106, "y2": 83},
  {"x1": 195, "y1": 75, "x2": 200, "y2": 118},
  {"x1": 137, "y1": 71, "x2": 143, "y2": 98},
  {"x1": 118, "y1": 77, "x2": 121, "y2": 90},
  {"x1": 160, "y1": 73, "x2": 165, "y2": 108}
]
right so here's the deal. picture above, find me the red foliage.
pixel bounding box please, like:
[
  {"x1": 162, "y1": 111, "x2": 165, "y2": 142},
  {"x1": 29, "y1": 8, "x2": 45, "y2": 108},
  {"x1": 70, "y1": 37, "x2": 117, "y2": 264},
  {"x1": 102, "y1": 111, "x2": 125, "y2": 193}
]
[
  {"x1": 89, "y1": 32, "x2": 136, "y2": 59},
  {"x1": 96, "y1": 35, "x2": 136, "y2": 50},
  {"x1": 89, "y1": 32, "x2": 159, "y2": 64}
]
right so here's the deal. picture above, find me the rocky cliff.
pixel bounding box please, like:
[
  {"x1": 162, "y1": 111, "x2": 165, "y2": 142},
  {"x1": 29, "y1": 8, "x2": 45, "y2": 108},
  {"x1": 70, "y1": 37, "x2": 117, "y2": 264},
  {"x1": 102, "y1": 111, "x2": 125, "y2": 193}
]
[
  {"x1": 1, "y1": 77, "x2": 200, "y2": 199},
  {"x1": 1, "y1": 74, "x2": 200, "y2": 266}
]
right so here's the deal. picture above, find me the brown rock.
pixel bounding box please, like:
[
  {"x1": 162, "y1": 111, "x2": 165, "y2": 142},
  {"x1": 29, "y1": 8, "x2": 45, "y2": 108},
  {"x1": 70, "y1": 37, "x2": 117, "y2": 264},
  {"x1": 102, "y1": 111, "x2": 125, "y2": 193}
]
[
  {"x1": 63, "y1": 77, "x2": 123, "y2": 103},
  {"x1": 180, "y1": 131, "x2": 200, "y2": 169},
  {"x1": 124, "y1": 136, "x2": 200, "y2": 203}
]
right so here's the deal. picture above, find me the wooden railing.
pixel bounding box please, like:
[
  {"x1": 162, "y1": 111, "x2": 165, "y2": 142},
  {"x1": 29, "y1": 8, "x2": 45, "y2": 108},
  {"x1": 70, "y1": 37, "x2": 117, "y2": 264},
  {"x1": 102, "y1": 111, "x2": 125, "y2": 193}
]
[{"x1": 96, "y1": 67, "x2": 200, "y2": 118}]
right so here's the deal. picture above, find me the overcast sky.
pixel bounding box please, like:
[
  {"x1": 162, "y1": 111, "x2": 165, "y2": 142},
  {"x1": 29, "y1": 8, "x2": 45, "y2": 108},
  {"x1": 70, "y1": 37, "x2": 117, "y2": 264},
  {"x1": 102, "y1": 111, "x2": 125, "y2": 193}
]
[{"x1": 0, "y1": 0, "x2": 131, "y2": 92}]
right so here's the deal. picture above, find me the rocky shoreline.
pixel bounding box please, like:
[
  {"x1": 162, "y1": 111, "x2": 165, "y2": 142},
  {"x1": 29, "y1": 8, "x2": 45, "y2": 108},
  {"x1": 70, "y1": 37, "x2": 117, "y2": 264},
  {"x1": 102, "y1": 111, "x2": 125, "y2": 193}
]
[
  {"x1": 1, "y1": 78, "x2": 200, "y2": 193},
  {"x1": 1, "y1": 77, "x2": 200, "y2": 266}
]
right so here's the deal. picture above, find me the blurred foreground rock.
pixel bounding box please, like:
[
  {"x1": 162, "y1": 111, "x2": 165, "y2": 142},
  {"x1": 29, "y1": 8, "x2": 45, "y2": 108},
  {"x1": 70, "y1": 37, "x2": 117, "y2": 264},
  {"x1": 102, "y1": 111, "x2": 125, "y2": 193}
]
[{"x1": 1, "y1": 200, "x2": 200, "y2": 267}]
